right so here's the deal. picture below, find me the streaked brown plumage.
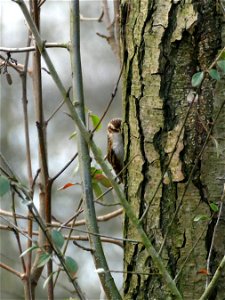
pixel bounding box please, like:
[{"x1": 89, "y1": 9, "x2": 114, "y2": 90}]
[{"x1": 107, "y1": 118, "x2": 124, "y2": 182}]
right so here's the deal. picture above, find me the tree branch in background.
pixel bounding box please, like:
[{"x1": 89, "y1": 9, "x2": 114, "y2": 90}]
[
  {"x1": 29, "y1": 1, "x2": 53, "y2": 298},
  {"x1": 0, "y1": 42, "x2": 70, "y2": 53},
  {"x1": 0, "y1": 262, "x2": 23, "y2": 279},
  {"x1": 96, "y1": 0, "x2": 120, "y2": 60},
  {"x1": 20, "y1": 30, "x2": 33, "y2": 299},
  {"x1": 70, "y1": 1, "x2": 121, "y2": 298}
]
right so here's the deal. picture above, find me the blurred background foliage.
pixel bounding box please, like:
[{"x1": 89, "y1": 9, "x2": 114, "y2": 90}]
[{"x1": 0, "y1": 1, "x2": 123, "y2": 299}]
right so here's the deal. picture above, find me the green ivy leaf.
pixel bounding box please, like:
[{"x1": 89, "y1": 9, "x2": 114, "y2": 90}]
[
  {"x1": 51, "y1": 229, "x2": 64, "y2": 250},
  {"x1": 217, "y1": 60, "x2": 225, "y2": 73},
  {"x1": 209, "y1": 202, "x2": 219, "y2": 212},
  {"x1": 65, "y1": 256, "x2": 78, "y2": 275},
  {"x1": 90, "y1": 113, "x2": 102, "y2": 131},
  {"x1": 36, "y1": 252, "x2": 51, "y2": 268},
  {"x1": 191, "y1": 71, "x2": 204, "y2": 87},
  {"x1": 193, "y1": 214, "x2": 210, "y2": 222},
  {"x1": 20, "y1": 245, "x2": 39, "y2": 257},
  {"x1": 209, "y1": 69, "x2": 220, "y2": 81},
  {"x1": 0, "y1": 175, "x2": 10, "y2": 197}
]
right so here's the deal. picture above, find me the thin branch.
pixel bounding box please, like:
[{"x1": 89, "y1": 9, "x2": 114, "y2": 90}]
[
  {"x1": 20, "y1": 33, "x2": 33, "y2": 298},
  {"x1": 0, "y1": 42, "x2": 70, "y2": 53},
  {"x1": 31, "y1": 168, "x2": 40, "y2": 192},
  {"x1": 53, "y1": 199, "x2": 83, "y2": 287},
  {"x1": 45, "y1": 100, "x2": 65, "y2": 124},
  {"x1": 208, "y1": 46, "x2": 225, "y2": 70},
  {"x1": 70, "y1": 2, "x2": 120, "y2": 298},
  {"x1": 174, "y1": 228, "x2": 207, "y2": 282},
  {"x1": 109, "y1": 269, "x2": 159, "y2": 276},
  {"x1": 11, "y1": 191, "x2": 27, "y2": 273},
  {"x1": 206, "y1": 184, "x2": 225, "y2": 287},
  {"x1": 73, "y1": 240, "x2": 93, "y2": 252},
  {"x1": 0, "y1": 215, "x2": 36, "y2": 243},
  {"x1": 0, "y1": 207, "x2": 123, "y2": 227},
  {"x1": 29, "y1": 1, "x2": 53, "y2": 297},
  {"x1": 199, "y1": 255, "x2": 225, "y2": 300},
  {"x1": 61, "y1": 226, "x2": 139, "y2": 245},
  {"x1": 97, "y1": 0, "x2": 120, "y2": 59},
  {"x1": 60, "y1": 205, "x2": 84, "y2": 228},
  {"x1": 0, "y1": 262, "x2": 23, "y2": 279},
  {"x1": 0, "y1": 54, "x2": 30, "y2": 74},
  {"x1": 92, "y1": 63, "x2": 123, "y2": 133},
  {"x1": 50, "y1": 153, "x2": 78, "y2": 182},
  {"x1": 0, "y1": 225, "x2": 124, "y2": 247}
]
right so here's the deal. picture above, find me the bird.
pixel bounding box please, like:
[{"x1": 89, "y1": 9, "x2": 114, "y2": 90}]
[{"x1": 107, "y1": 118, "x2": 124, "y2": 182}]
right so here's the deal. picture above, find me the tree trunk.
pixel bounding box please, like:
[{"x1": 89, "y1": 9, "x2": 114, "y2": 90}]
[{"x1": 121, "y1": 1, "x2": 225, "y2": 299}]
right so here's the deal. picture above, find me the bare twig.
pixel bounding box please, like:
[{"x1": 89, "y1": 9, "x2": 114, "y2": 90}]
[
  {"x1": 51, "y1": 153, "x2": 78, "y2": 182},
  {"x1": 199, "y1": 254, "x2": 225, "y2": 300},
  {"x1": 0, "y1": 207, "x2": 123, "y2": 227},
  {"x1": 0, "y1": 54, "x2": 30, "y2": 74},
  {"x1": 11, "y1": 191, "x2": 26, "y2": 273},
  {"x1": 0, "y1": 42, "x2": 70, "y2": 53},
  {"x1": 73, "y1": 240, "x2": 93, "y2": 252},
  {"x1": 175, "y1": 228, "x2": 207, "y2": 282},
  {"x1": 31, "y1": 168, "x2": 41, "y2": 192},
  {"x1": 206, "y1": 184, "x2": 225, "y2": 287},
  {"x1": 96, "y1": 0, "x2": 120, "y2": 59},
  {"x1": 20, "y1": 33, "x2": 33, "y2": 298},
  {"x1": 53, "y1": 199, "x2": 83, "y2": 287},
  {"x1": 0, "y1": 225, "x2": 124, "y2": 247},
  {"x1": 0, "y1": 262, "x2": 23, "y2": 279},
  {"x1": 92, "y1": 63, "x2": 123, "y2": 133},
  {"x1": 109, "y1": 269, "x2": 159, "y2": 276}
]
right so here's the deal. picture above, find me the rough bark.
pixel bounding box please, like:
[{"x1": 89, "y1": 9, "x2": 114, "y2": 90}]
[{"x1": 121, "y1": 0, "x2": 224, "y2": 299}]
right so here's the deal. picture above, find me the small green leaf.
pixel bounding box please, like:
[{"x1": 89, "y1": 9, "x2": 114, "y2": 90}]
[
  {"x1": 51, "y1": 229, "x2": 64, "y2": 249},
  {"x1": 0, "y1": 175, "x2": 10, "y2": 197},
  {"x1": 90, "y1": 113, "x2": 102, "y2": 131},
  {"x1": 217, "y1": 60, "x2": 225, "y2": 73},
  {"x1": 91, "y1": 167, "x2": 102, "y2": 176},
  {"x1": 65, "y1": 256, "x2": 78, "y2": 275},
  {"x1": 191, "y1": 71, "x2": 204, "y2": 87},
  {"x1": 36, "y1": 253, "x2": 51, "y2": 268},
  {"x1": 194, "y1": 214, "x2": 210, "y2": 222},
  {"x1": 20, "y1": 245, "x2": 39, "y2": 257},
  {"x1": 93, "y1": 173, "x2": 112, "y2": 188},
  {"x1": 209, "y1": 202, "x2": 219, "y2": 212},
  {"x1": 209, "y1": 69, "x2": 220, "y2": 81},
  {"x1": 69, "y1": 131, "x2": 77, "y2": 140},
  {"x1": 92, "y1": 182, "x2": 103, "y2": 200},
  {"x1": 43, "y1": 271, "x2": 56, "y2": 289}
]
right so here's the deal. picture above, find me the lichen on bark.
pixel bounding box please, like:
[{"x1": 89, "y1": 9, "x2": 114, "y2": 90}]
[{"x1": 121, "y1": 0, "x2": 224, "y2": 299}]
